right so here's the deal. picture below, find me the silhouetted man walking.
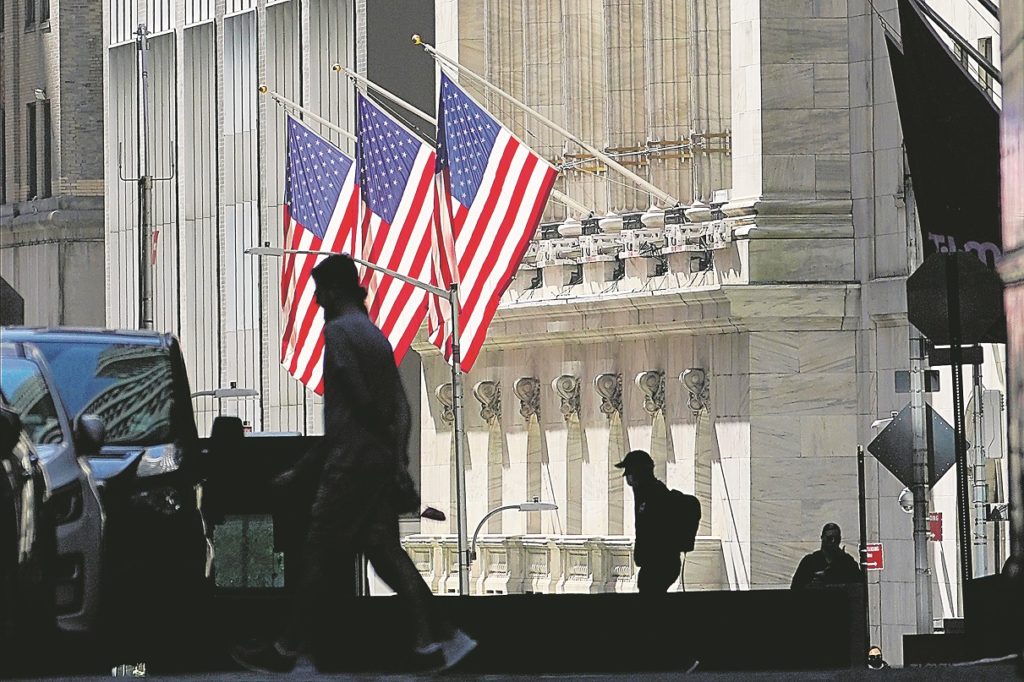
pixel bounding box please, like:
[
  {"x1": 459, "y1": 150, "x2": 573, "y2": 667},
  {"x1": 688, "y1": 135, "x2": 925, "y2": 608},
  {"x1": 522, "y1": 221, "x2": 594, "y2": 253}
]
[
  {"x1": 233, "y1": 254, "x2": 475, "y2": 673},
  {"x1": 791, "y1": 523, "x2": 863, "y2": 589},
  {"x1": 617, "y1": 450, "x2": 681, "y2": 594}
]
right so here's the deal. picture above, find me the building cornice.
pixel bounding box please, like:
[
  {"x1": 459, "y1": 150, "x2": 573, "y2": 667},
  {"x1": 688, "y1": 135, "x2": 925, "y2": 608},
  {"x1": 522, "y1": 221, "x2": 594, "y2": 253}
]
[{"x1": 412, "y1": 282, "x2": 861, "y2": 353}]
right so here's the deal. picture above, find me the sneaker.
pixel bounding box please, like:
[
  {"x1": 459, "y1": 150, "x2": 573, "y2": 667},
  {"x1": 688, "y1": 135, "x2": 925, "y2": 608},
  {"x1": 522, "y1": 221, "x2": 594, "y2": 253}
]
[
  {"x1": 439, "y1": 629, "x2": 477, "y2": 671},
  {"x1": 230, "y1": 640, "x2": 298, "y2": 674},
  {"x1": 410, "y1": 643, "x2": 446, "y2": 673}
]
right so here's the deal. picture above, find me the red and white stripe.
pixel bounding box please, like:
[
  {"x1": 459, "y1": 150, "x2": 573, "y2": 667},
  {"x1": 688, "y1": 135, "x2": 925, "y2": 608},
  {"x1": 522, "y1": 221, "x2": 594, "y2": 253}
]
[
  {"x1": 430, "y1": 128, "x2": 557, "y2": 371},
  {"x1": 359, "y1": 143, "x2": 437, "y2": 363},
  {"x1": 279, "y1": 165, "x2": 361, "y2": 395}
]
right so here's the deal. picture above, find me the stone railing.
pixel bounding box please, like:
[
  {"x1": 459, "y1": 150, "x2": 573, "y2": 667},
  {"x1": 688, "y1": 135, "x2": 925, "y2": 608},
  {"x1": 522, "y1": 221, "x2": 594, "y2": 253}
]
[{"x1": 401, "y1": 535, "x2": 728, "y2": 595}]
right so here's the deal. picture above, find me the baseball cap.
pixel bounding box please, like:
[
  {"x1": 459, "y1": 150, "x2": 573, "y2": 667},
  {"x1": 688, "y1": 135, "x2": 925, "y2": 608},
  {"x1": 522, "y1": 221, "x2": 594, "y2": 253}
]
[{"x1": 614, "y1": 450, "x2": 655, "y2": 473}]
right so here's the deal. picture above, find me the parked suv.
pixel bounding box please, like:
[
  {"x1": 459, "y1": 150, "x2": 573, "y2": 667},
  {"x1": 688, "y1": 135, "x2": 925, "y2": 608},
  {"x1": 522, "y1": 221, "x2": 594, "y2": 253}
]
[
  {"x1": 0, "y1": 328, "x2": 208, "y2": 651},
  {"x1": 0, "y1": 342, "x2": 106, "y2": 635},
  {"x1": 0, "y1": 394, "x2": 58, "y2": 677}
]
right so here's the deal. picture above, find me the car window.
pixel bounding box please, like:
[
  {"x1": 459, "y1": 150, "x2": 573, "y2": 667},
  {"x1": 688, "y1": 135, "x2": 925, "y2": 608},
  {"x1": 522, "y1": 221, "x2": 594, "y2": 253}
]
[
  {"x1": 29, "y1": 341, "x2": 177, "y2": 447},
  {"x1": 0, "y1": 358, "x2": 64, "y2": 445}
]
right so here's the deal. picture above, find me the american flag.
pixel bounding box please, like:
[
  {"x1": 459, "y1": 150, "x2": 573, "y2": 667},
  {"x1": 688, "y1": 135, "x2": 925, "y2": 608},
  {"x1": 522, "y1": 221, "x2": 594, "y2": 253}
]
[
  {"x1": 429, "y1": 73, "x2": 558, "y2": 371},
  {"x1": 280, "y1": 116, "x2": 362, "y2": 395},
  {"x1": 355, "y1": 93, "x2": 436, "y2": 361}
]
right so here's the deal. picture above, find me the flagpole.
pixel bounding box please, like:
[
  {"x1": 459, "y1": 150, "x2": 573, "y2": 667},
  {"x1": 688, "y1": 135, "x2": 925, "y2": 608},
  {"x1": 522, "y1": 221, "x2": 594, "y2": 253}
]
[
  {"x1": 257, "y1": 85, "x2": 356, "y2": 144},
  {"x1": 412, "y1": 35, "x2": 678, "y2": 207},
  {"x1": 329, "y1": 64, "x2": 592, "y2": 217},
  {"x1": 449, "y1": 283, "x2": 471, "y2": 593}
]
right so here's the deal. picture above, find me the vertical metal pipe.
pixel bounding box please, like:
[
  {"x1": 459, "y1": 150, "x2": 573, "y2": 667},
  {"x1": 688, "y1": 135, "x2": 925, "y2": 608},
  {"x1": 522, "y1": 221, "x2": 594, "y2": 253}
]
[
  {"x1": 947, "y1": 258, "x2": 974, "y2": 592},
  {"x1": 857, "y1": 444, "x2": 870, "y2": 664},
  {"x1": 136, "y1": 23, "x2": 154, "y2": 330},
  {"x1": 910, "y1": 334, "x2": 934, "y2": 633},
  {"x1": 972, "y1": 353, "x2": 989, "y2": 576},
  {"x1": 450, "y1": 284, "x2": 470, "y2": 594},
  {"x1": 904, "y1": 159, "x2": 933, "y2": 633}
]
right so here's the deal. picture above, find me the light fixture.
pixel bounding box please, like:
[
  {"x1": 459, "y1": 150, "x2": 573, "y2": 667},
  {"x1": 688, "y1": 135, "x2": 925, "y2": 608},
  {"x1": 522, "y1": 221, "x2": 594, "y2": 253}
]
[
  {"x1": 34, "y1": 88, "x2": 47, "y2": 101},
  {"x1": 898, "y1": 487, "x2": 914, "y2": 514},
  {"x1": 244, "y1": 246, "x2": 285, "y2": 257},
  {"x1": 190, "y1": 382, "x2": 258, "y2": 399},
  {"x1": 470, "y1": 498, "x2": 558, "y2": 562}
]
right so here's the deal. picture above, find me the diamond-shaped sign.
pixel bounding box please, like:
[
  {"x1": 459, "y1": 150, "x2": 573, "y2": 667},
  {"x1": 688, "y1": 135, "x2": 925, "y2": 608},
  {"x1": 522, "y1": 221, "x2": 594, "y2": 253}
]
[{"x1": 866, "y1": 402, "x2": 966, "y2": 488}]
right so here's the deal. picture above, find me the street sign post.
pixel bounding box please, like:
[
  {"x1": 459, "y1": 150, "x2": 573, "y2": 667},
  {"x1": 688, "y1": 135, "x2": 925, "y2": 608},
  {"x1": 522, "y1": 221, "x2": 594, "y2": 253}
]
[{"x1": 906, "y1": 252, "x2": 1005, "y2": 586}]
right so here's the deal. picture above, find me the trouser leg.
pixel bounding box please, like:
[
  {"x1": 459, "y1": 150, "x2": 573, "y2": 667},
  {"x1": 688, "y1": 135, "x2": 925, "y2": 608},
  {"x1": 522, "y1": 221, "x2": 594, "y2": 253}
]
[
  {"x1": 364, "y1": 521, "x2": 451, "y2": 648},
  {"x1": 637, "y1": 559, "x2": 682, "y2": 594},
  {"x1": 281, "y1": 513, "x2": 355, "y2": 655}
]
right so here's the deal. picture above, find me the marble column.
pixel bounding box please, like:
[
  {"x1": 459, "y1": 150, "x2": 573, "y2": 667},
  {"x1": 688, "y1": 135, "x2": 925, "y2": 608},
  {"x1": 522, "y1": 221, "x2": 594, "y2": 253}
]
[{"x1": 726, "y1": 0, "x2": 854, "y2": 283}]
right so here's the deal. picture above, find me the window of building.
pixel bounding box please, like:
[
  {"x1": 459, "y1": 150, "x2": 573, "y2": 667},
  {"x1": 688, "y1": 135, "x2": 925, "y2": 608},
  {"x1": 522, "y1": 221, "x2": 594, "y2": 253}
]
[
  {"x1": 38, "y1": 100, "x2": 51, "y2": 197},
  {"x1": 2, "y1": 0, "x2": 6, "y2": 32},
  {"x1": 39, "y1": 0, "x2": 48, "y2": 23},
  {"x1": 24, "y1": 0, "x2": 34, "y2": 26},
  {"x1": 978, "y1": 36, "x2": 993, "y2": 96},
  {"x1": 25, "y1": 103, "x2": 36, "y2": 199},
  {"x1": 23, "y1": 100, "x2": 50, "y2": 201}
]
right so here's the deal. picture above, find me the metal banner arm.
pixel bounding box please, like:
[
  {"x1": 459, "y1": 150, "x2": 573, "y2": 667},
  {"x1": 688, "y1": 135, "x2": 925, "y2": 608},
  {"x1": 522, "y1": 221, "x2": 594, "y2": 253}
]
[
  {"x1": 412, "y1": 35, "x2": 678, "y2": 207},
  {"x1": 328, "y1": 64, "x2": 591, "y2": 216}
]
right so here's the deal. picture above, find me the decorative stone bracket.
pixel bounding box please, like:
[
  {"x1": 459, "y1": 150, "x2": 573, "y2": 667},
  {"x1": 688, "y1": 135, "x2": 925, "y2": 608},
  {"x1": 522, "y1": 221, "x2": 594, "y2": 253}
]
[
  {"x1": 552, "y1": 375, "x2": 581, "y2": 421},
  {"x1": 594, "y1": 373, "x2": 623, "y2": 419},
  {"x1": 513, "y1": 377, "x2": 541, "y2": 420},
  {"x1": 634, "y1": 370, "x2": 665, "y2": 415},
  {"x1": 679, "y1": 368, "x2": 710, "y2": 414},
  {"x1": 472, "y1": 380, "x2": 502, "y2": 423},
  {"x1": 435, "y1": 383, "x2": 454, "y2": 425}
]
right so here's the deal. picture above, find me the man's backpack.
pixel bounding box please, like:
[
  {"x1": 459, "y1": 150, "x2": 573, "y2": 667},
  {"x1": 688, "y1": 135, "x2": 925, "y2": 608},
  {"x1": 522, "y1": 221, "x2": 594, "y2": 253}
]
[{"x1": 669, "y1": 489, "x2": 702, "y2": 553}]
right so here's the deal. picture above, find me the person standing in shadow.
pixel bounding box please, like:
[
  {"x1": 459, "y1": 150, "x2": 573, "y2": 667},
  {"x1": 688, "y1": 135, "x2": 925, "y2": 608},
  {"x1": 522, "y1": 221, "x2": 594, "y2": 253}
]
[
  {"x1": 617, "y1": 450, "x2": 682, "y2": 594},
  {"x1": 791, "y1": 522, "x2": 863, "y2": 589},
  {"x1": 232, "y1": 254, "x2": 475, "y2": 674}
]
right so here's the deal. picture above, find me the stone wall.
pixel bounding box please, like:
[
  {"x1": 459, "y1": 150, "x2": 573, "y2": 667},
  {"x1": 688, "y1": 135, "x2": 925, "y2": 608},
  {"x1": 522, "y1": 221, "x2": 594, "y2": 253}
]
[{"x1": 0, "y1": 0, "x2": 105, "y2": 327}]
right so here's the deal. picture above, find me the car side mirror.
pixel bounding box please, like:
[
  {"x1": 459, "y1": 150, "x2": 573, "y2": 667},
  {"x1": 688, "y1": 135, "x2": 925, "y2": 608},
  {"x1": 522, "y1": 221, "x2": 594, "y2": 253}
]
[
  {"x1": 0, "y1": 407, "x2": 24, "y2": 453},
  {"x1": 74, "y1": 414, "x2": 106, "y2": 455}
]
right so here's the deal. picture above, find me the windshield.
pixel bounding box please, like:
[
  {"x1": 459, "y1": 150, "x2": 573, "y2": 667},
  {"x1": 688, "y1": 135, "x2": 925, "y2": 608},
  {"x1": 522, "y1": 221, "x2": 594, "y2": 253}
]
[
  {"x1": 29, "y1": 340, "x2": 178, "y2": 447},
  {"x1": 0, "y1": 358, "x2": 64, "y2": 445}
]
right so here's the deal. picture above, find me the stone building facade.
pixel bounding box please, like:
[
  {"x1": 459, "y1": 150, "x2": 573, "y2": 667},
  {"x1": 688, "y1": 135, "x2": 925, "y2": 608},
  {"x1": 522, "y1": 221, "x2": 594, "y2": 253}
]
[
  {"x1": 98, "y1": 0, "x2": 1008, "y2": 666},
  {"x1": 0, "y1": 0, "x2": 106, "y2": 326},
  {"x1": 406, "y1": 0, "x2": 1009, "y2": 665}
]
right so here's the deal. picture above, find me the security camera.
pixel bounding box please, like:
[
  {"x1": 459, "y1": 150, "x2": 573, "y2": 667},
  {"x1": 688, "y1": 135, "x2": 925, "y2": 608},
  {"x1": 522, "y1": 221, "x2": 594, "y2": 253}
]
[{"x1": 898, "y1": 487, "x2": 914, "y2": 514}]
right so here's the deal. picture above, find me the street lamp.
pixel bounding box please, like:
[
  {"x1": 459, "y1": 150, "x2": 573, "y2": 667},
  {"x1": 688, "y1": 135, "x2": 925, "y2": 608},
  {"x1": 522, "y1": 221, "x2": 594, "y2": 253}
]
[
  {"x1": 191, "y1": 384, "x2": 259, "y2": 424},
  {"x1": 470, "y1": 499, "x2": 558, "y2": 562},
  {"x1": 190, "y1": 387, "x2": 260, "y2": 400}
]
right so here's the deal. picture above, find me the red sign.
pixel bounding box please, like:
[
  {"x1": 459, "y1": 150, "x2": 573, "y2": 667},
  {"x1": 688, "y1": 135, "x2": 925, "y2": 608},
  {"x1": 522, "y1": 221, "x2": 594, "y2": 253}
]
[
  {"x1": 865, "y1": 543, "x2": 884, "y2": 570},
  {"x1": 928, "y1": 511, "x2": 943, "y2": 541}
]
